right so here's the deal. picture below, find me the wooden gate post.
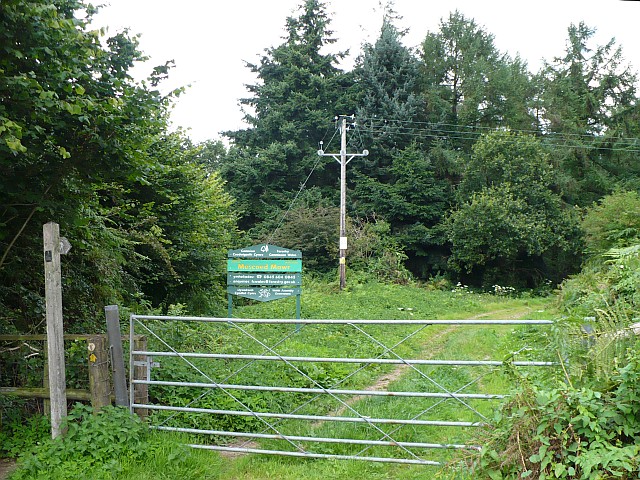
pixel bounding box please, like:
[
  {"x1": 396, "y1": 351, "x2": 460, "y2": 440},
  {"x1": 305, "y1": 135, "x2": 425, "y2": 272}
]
[
  {"x1": 105, "y1": 305, "x2": 128, "y2": 407},
  {"x1": 43, "y1": 222, "x2": 67, "y2": 438},
  {"x1": 87, "y1": 335, "x2": 110, "y2": 411},
  {"x1": 132, "y1": 335, "x2": 149, "y2": 419}
]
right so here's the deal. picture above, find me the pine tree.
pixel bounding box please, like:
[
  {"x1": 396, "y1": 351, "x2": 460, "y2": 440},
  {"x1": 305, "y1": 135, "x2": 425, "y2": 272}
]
[
  {"x1": 537, "y1": 22, "x2": 640, "y2": 205},
  {"x1": 353, "y1": 16, "x2": 424, "y2": 180},
  {"x1": 222, "y1": 0, "x2": 354, "y2": 229}
]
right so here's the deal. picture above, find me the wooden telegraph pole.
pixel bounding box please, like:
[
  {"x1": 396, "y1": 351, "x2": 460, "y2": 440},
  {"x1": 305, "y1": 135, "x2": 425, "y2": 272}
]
[
  {"x1": 43, "y1": 222, "x2": 70, "y2": 438},
  {"x1": 318, "y1": 116, "x2": 368, "y2": 290}
]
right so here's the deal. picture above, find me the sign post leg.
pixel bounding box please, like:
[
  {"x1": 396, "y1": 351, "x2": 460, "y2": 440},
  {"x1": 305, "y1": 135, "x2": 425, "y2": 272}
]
[
  {"x1": 227, "y1": 293, "x2": 233, "y2": 319},
  {"x1": 295, "y1": 294, "x2": 301, "y2": 332}
]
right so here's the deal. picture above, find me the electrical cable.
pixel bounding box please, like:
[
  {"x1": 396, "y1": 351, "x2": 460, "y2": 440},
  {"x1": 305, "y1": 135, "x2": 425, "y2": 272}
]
[
  {"x1": 356, "y1": 124, "x2": 640, "y2": 153},
  {"x1": 266, "y1": 123, "x2": 341, "y2": 245},
  {"x1": 266, "y1": 111, "x2": 640, "y2": 244},
  {"x1": 355, "y1": 116, "x2": 640, "y2": 152}
]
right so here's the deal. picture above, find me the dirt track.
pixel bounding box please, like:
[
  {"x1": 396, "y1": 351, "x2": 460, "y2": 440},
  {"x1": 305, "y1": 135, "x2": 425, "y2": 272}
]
[{"x1": 0, "y1": 459, "x2": 16, "y2": 480}]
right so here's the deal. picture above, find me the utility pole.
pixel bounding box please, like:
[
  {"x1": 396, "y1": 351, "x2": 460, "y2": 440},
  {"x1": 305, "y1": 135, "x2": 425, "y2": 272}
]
[{"x1": 318, "y1": 115, "x2": 368, "y2": 290}]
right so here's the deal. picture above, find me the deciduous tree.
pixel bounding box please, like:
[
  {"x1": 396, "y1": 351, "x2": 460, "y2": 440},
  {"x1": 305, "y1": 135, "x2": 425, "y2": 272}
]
[{"x1": 446, "y1": 131, "x2": 582, "y2": 286}]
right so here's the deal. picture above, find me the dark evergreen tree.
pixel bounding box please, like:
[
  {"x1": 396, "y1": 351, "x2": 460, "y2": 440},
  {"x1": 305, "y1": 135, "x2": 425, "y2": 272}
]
[
  {"x1": 537, "y1": 22, "x2": 640, "y2": 205},
  {"x1": 352, "y1": 16, "x2": 424, "y2": 180},
  {"x1": 421, "y1": 11, "x2": 536, "y2": 151},
  {"x1": 352, "y1": 143, "x2": 452, "y2": 277},
  {"x1": 222, "y1": 0, "x2": 354, "y2": 230}
]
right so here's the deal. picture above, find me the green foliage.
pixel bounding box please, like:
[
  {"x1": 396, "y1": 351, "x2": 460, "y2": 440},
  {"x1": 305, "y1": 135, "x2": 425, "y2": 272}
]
[
  {"x1": 558, "y1": 191, "x2": 640, "y2": 320},
  {"x1": 421, "y1": 11, "x2": 535, "y2": 134},
  {"x1": 474, "y1": 343, "x2": 640, "y2": 479},
  {"x1": 222, "y1": 0, "x2": 354, "y2": 229},
  {"x1": 0, "y1": 0, "x2": 161, "y2": 326},
  {"x1": 11, "y1": 404, "x2": 146, "y2": 479},
  {"x1": 538, "y1": 22, "x2": 640, "y2": 205},
  {"x1": 0, "y1": 410, "x2": 49, "y2": 458},
  {"x1": 457, "y1": 130, "x2": 555, "y2": 199},
  {"x1": 558, "y1": 244, "x2": 640, "y2": 320},
  {"x1": 352, "y1": 143, "x2": 453, "y2": 277},
  {"x1": 346, "y1": 216, "x2": 413, "y2": 284},
  {"x1": 0, "y1": 1, "x2": 238, "y2": 330},
  {"x1": 9, "y1": 404, "x2": 222, "y2": 480},
  {"x1": 261, "y1": 199, "x2": 339, "y2": 273},
  {"x1": 538, "y1": 22, "x2": 637, "y2": 138},
  {"x1": 353, "y1": 16, "x2": 425, "y2": 173},
  {"x1": 446, "y1": 131, "x2": 583, "y2": 287},
  {"x1": 581, "y1": 190, "x2": 640, "y2": 255},
  {"x1": 252, "y1": 196, "x2": 413, "y2": 282},
  {"x1": 128, "y1": 135, "x2": 238, "y2": 313}
]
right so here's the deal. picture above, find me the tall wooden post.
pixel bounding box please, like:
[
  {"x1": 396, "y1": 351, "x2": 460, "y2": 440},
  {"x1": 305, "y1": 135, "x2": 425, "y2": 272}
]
[
  {"x1": 43, "y1": 222, "x2": 67, "y2": 438},
  {"x1": 317, "y1": 116, "x2": 368, "y2": 291},
  {"x1": 338, "y1": 116, "x2": 347, "y2": 290}
]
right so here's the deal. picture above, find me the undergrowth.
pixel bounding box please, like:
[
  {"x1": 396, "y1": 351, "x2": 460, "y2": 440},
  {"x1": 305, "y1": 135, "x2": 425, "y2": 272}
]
[
  {"x1": 9, "y1": 403, "x2": 221, "y2": 480},
  {"x1": 469, "y1": 341, "x2": 640, "y2": 479}
]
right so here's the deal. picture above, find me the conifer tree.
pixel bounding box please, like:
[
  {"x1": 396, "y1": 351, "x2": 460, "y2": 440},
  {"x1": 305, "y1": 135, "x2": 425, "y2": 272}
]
[{"x1": 222, "y1": 0, "x2": 354, "y2": 229}]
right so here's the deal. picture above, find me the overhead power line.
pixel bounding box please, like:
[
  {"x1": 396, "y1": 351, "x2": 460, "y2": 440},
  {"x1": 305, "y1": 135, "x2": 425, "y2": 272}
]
[
  {"x1": 357, "y1": 116, "x2": 640, "y2": 143},
  {"x1": 354, "y1": 117, "x2": 640, "y2": 153}
]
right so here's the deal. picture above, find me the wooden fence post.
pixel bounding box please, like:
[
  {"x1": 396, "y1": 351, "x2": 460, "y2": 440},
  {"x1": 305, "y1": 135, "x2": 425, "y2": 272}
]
[
  {"x1": 133, "y1": 336, "x2": 148, "y2": 419},
  {"x1": 43, "y1": 222, "x2": 67, "y2": 438},
  {"x1": 87, "y1": 335, "x2": 110, "y2": 411},
  {"x1": 105, "y1": 305, "x2": 128, "y2": 407}
]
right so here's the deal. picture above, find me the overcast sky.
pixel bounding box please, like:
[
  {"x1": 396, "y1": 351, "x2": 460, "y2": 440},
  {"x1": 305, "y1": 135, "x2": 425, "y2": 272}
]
[{"x1": 93, "y1": 1, "x2": 640, "y2": 143}]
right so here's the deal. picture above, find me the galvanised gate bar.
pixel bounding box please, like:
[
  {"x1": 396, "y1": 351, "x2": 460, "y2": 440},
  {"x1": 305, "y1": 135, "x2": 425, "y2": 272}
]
[{"x1": 129, "y1": 315, "x2": 556, "y2": 466}]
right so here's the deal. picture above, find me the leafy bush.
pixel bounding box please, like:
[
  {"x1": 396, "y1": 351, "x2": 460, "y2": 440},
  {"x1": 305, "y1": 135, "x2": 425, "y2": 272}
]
[
  {"x1": 474, "y1": 343, "x2": 640, "y2": 479},
  {"x1": 347, "y1": 217, "x2": 413, "y2": 284},
  {"x1": 446, "y1": 131, "x2": 583, "y2": 288},
  {"x1": 0, "y1": 410, "x2": 49, "y2": 458},
  {"x1": 580, "y1": 190, "x2": 640, "y2": 256},
  {"x1": 253, "y1": 197, "x2": 339, "y2": 274},
  {"x1": 10, "y1": 403, "x2": 222, "y2": 480},
  {"x1": 558, "y1": 244, "x2": 640, "y2": 320},
  {"x1": 12, "y1": 404, "x2": 148, "y2": 479}
]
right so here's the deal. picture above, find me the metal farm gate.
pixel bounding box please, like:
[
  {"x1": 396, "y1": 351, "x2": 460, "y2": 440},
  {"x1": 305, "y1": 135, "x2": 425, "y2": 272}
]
[{"x1": 129, "y1": 315, "x2": 556, "y2": 466}]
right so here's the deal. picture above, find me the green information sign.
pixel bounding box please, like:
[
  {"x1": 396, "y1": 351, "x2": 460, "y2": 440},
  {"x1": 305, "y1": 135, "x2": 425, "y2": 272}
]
[
  {"x1": 227, "y1": 259, "x2": 302, "y2": 273},
  {"x1": 227, "y1": 243, "x2": 302, "y2": 320},
  {"x1": 227, "y1": 287, "x2": 301, "y2": 302},
  {"x1": 228, "y1": 273, "x2": 302, "y2": 286}
]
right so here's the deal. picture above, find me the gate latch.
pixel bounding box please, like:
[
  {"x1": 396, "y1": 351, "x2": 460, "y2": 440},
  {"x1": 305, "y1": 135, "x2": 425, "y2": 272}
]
[{"x1": 134, "y1": 356, "x2": 160, "y2": 381}]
